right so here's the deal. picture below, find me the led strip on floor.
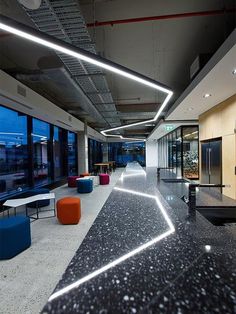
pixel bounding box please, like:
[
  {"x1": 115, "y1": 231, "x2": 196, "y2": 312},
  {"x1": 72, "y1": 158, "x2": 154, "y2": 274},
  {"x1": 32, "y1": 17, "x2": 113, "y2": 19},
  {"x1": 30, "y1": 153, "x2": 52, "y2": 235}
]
[
  {"x1": 48, "y1": 186, "x2": 175, "y2": 302},
  {"x1": 0, "y1": 14, "x2": 173, "y2": 141}
]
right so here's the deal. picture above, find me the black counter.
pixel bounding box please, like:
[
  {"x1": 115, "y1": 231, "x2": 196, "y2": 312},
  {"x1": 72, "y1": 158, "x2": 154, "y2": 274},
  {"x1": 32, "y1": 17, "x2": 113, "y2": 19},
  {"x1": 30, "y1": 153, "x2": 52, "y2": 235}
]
[{"x1": 41, "y1": 163, "x2": 236, "y2": 314}]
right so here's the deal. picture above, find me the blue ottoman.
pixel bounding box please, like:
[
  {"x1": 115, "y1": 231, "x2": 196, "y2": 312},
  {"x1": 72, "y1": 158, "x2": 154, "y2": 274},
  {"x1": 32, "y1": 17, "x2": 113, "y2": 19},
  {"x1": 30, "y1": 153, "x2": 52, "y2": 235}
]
[
  {"x1": 77, "y1": 179, "x2": 93, "y2": 193},
  {"x1": 25, "y1": 188, "x2": 50, "y2": 208},
  {"x1": 0, "y1": 216, "x2": 31, "y2": 259}
]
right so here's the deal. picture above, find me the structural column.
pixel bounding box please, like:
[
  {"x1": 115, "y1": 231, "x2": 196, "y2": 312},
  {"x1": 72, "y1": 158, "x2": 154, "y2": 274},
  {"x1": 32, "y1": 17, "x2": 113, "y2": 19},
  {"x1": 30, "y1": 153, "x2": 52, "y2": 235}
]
[
  {"x1": 102, "y1": 142, "x2": 108, "y2": 162},
  {"x1": 77, "y1": 122, "x2": 88, "y2": 174}
]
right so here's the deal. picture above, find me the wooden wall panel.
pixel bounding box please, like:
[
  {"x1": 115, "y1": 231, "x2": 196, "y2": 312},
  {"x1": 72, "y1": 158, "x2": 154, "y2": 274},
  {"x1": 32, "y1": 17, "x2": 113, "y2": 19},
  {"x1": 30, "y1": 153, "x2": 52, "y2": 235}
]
[{"x1": 199, "y1": 94, "x2": 236, "y2": 199}]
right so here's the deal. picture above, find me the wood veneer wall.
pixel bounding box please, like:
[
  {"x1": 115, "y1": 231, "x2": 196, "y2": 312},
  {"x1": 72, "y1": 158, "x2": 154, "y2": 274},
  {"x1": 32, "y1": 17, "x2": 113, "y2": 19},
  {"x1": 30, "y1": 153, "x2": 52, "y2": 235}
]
[{"x1": 199, "y1": 94, "x2": 236, "y2": 199}]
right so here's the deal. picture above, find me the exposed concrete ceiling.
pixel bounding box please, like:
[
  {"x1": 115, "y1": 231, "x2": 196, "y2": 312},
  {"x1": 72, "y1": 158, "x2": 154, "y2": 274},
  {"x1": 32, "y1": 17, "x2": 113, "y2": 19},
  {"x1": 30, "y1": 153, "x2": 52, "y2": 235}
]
[
  {"x1": 149, "y1": 121, "x2": 199, "y2": 140},
  {"x1": 0, "y1": 0, "x2": 235, "y2": 138},
  {"x1": 167, "y1": 30, "x2": 236, "y2": 121},
  {"x1": 149, "y1": 29, "x2": 236, "y2": 140}
]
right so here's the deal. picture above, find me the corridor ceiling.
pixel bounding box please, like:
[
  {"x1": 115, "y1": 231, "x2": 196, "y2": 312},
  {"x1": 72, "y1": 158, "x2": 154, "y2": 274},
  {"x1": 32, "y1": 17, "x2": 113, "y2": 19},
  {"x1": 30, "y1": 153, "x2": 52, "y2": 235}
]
[{"x1": 0, "y1": 0, "x2": 235, "y2": 139}]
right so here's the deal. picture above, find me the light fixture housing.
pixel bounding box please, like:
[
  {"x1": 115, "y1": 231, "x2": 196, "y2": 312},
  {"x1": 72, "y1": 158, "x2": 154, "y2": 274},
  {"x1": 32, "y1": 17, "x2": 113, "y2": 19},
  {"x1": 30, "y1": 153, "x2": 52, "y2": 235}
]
[
  {"x1": 203, "y1": 93, "x2": 211, "y2": 98},
  {"x1": 232, "y1": 69, "x2": 236, "y2": 75},
  {"x1": 0, "y1": 14, "x2": 173, "y2": 141}
]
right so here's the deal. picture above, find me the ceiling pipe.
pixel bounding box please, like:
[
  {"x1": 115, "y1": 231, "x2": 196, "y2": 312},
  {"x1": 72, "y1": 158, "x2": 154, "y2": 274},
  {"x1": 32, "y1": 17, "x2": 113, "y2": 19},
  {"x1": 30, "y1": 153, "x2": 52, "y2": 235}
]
[{"x1": 87, "y1": 8, "x2": 236, "y2": 28}]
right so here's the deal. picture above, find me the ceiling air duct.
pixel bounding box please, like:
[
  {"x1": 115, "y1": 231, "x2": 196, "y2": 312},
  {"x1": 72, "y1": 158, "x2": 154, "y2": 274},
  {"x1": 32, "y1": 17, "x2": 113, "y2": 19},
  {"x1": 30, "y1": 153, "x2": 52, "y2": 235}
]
[{"x1": 17, "y1": 0, "x2": 42, "y2": 10}]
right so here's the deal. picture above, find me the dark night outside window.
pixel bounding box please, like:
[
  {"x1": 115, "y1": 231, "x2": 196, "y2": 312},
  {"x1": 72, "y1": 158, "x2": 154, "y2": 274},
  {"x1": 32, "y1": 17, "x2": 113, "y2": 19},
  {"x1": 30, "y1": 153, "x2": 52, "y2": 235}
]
[
  {"x1": 108, "y1": 142, "x2": 146, "y2": 167},
  {"x1": 54, "y1": 126, "x2": 63, "y2": 179},
  {"x1": 32, "y1": 118, "x2": 51, "y2": 186},
  {"x1": 68, "y1": 131, "x2": 77, "y2": 175},
  {"x1": 0, "y1": 106, "x2": 28, "y2": 198},
  {"x1": 88, "y1": 138, "x2": 103, "y2": 173}
]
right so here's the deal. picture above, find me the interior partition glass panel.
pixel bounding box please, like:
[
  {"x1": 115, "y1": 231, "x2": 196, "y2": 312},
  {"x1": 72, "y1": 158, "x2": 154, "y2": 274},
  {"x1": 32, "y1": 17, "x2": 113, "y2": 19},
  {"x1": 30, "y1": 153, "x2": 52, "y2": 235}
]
[
  {"x1": 68, "y1": 131, "x2": 77, "y2": 175},
  {"x1": 0, "y1": 105, "x2": 28, "y2": 198},
  {"x1": 168, "y1": 133, "x2": 173, "y2": 168},
  {"x1": 182, "y1": 126, "x2": 199, "y2": 179},
  {"x1": 32, "y1": 118, "x2": 51, "y2": 186},
  {"x1": 171, "y1": 131, "x2": 177, "y2": 173},
  {"x1": 176, "y1": 128, "x2": 182, "y2": 177}
]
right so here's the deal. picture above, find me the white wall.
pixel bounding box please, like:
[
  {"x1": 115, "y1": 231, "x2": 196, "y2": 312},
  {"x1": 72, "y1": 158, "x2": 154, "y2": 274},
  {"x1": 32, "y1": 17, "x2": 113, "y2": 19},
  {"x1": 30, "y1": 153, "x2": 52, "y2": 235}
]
[
  {"x1": 145, "y1": 140, "x2": 158, "y2": 167},
  {"x1": 0, "y1": 70, "x2": 109, "y2": 144},
  {"x1": 0, "y1": 69, "x2": 84, "y2": 132},
  {"x1": 87, "y1": 125, "x2": 106, "y2": 142}
]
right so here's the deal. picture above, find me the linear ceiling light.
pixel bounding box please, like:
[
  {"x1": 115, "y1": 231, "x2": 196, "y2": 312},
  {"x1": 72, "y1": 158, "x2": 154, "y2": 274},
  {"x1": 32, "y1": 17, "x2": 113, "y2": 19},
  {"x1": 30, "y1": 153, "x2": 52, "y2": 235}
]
[
  {"x1": 101, "y1": 92, "x2": 173, "y2": 140},
  {"x1": 0, "y1": 14, "x2": 173, "y2": 141}
]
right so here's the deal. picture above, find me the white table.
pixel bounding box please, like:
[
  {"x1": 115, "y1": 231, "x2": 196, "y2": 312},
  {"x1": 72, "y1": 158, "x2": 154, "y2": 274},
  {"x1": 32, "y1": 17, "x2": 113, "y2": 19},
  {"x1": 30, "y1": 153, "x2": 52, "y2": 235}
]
[
  {"x1": 3, "y1": 193, "x2": 56, "y2": 220},
  {"x1": 76, "y1": 176, "x2": 99, "y2": 187}
]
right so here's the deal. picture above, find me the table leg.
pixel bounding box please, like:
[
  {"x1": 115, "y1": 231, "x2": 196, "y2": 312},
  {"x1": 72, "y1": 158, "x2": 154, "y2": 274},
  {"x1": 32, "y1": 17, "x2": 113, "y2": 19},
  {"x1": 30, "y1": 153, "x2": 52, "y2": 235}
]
[
  {"x1": 2, "y1": 206, "x2": 8, "y2": 218},
  {"x1": 54, "y1": 198, "x2": 56, "y2": 216},
  {"x1": 37, "y1": 200, "x2": 39, "y2": 219}
]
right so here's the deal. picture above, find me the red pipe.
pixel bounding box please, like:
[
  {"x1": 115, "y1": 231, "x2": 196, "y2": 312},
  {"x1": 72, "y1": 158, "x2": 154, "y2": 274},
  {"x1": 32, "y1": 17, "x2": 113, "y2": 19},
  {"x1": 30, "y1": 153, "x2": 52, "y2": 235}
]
[
  {"x1": 0, "y1": 33, "x2": 11, "y2": 38},
  {"x1": 87, "y1": 8, "x2": 236, "y2": 28}
]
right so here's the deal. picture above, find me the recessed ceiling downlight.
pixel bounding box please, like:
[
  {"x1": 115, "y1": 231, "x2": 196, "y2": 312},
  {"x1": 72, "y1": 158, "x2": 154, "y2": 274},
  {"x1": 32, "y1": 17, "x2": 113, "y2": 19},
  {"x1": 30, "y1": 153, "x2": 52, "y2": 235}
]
[{"x1": 203, "y1": 93, "x2": 211, "y2": 98}]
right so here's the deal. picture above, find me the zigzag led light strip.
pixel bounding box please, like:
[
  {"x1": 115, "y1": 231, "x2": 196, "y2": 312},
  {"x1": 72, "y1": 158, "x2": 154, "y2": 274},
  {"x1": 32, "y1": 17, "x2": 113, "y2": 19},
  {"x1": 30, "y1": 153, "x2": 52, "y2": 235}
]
[
  {"x1": 48, "y1": 185, "x2": 175, "y2": 301},
  {"x1": 101, "y1": 91, "x2": 173, "y2": 141},
  {"x1": 0, "y1": 14, "x2": 173, "y2": 141}
]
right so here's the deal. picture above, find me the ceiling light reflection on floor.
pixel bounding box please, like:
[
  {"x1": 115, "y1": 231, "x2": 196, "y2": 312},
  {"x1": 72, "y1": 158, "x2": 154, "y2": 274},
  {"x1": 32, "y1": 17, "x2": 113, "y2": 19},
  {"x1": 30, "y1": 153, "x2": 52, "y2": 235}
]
[{"x1": 48, "y1": 187, "x2": 175, "y2": 302}]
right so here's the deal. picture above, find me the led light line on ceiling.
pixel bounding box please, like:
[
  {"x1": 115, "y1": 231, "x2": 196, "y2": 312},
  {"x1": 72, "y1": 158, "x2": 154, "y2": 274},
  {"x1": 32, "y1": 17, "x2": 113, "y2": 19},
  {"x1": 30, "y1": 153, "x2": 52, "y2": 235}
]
[
  {"x1": 0, "y1": 14, "x2": 173, "y2": 141},
  {"x1": 101, "y1": 92, "x2": 173, "y2": 140}
]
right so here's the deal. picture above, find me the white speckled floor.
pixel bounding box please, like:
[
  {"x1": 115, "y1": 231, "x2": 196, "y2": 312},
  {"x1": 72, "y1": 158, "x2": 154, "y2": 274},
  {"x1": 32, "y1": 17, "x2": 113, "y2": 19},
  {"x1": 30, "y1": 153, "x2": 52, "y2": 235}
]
[{"x1": 0, "y1": 169, "x2": 123, "y2": 314}]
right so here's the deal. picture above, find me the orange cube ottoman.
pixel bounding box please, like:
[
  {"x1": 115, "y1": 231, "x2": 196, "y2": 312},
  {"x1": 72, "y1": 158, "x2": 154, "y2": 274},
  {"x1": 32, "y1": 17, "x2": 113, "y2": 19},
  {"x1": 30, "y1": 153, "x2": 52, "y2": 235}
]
[{"x1": 57, "y1": 197, "x2": 81, "y2": 225}]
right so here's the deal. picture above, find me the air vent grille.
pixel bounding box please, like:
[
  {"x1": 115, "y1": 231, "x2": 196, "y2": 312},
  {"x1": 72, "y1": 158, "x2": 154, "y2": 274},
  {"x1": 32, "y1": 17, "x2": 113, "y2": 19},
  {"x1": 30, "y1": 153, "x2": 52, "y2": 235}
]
[
  {"x1": 56, "y1": 120, "x2": 72, "y2": 128},
  {"x1": 17, "y1": 85, "x2": 26, "y2": 97}
]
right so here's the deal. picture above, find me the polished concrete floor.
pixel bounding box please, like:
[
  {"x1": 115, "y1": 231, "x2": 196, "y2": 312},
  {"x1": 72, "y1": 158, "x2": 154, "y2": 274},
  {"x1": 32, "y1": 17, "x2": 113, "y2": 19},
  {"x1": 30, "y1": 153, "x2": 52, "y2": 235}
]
[{"x1": 0, "y1": 169, "x2": 123, "y2": 314}]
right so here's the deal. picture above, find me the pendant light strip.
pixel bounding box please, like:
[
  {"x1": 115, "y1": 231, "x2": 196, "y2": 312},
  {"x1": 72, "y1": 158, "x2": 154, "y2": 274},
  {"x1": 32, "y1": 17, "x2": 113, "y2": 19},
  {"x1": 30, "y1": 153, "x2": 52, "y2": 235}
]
[{"x1": 0, "y1": 14, "x2": 173, "y2": 141}]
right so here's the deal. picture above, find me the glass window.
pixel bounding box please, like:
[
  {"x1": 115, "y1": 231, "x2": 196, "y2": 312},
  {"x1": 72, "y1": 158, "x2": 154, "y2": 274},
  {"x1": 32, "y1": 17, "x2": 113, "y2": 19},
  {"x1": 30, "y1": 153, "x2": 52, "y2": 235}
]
[
  {"x1": 68, "y1": 131, "x2": 77, "y2": 175},
  {"x1": 32, "y1": 118, "x2": 51, "y2": 186},
  {"x1": 88, "y1": 138, "x2": 103, "y2": 173},
  {"x1": 108, "y1": 142, "x2": 146, "y2": 167},
  {"x1": 182, "y1": 126, "x2": 199, "y2": 179},
  {"x1": 0, "y1": 105, "x2": 28, "y2": 198},
  {"x1": 54, "y1": 126, "x2": 63, "y2": 179}
]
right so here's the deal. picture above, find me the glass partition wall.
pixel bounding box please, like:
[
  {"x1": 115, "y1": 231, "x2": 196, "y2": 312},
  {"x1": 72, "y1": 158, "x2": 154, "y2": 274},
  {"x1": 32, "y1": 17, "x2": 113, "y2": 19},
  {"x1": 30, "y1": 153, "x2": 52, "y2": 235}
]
[
  {"x1": 0, "y1": 104, "x2": 78, "y2": 199},
  {"x1": 158, "y1": 126, "x2": 199, "y2": 179},
  {"x1": 108, "y1": 142, "x2": 146, "y2": 167}
]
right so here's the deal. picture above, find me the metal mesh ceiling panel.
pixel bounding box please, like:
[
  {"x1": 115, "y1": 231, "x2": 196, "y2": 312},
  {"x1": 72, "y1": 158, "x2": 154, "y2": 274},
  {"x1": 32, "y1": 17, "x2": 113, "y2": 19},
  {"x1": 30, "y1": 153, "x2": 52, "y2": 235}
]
[{"x1": 22, "y1": 0, "x2": 121, "y2": 129}]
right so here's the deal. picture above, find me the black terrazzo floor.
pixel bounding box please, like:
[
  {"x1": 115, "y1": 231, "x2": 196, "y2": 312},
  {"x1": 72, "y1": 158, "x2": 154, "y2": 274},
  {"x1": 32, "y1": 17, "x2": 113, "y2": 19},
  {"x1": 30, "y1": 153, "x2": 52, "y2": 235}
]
[{"x1": 41, "y1": 163, "x2": 236, "y2": 314}]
